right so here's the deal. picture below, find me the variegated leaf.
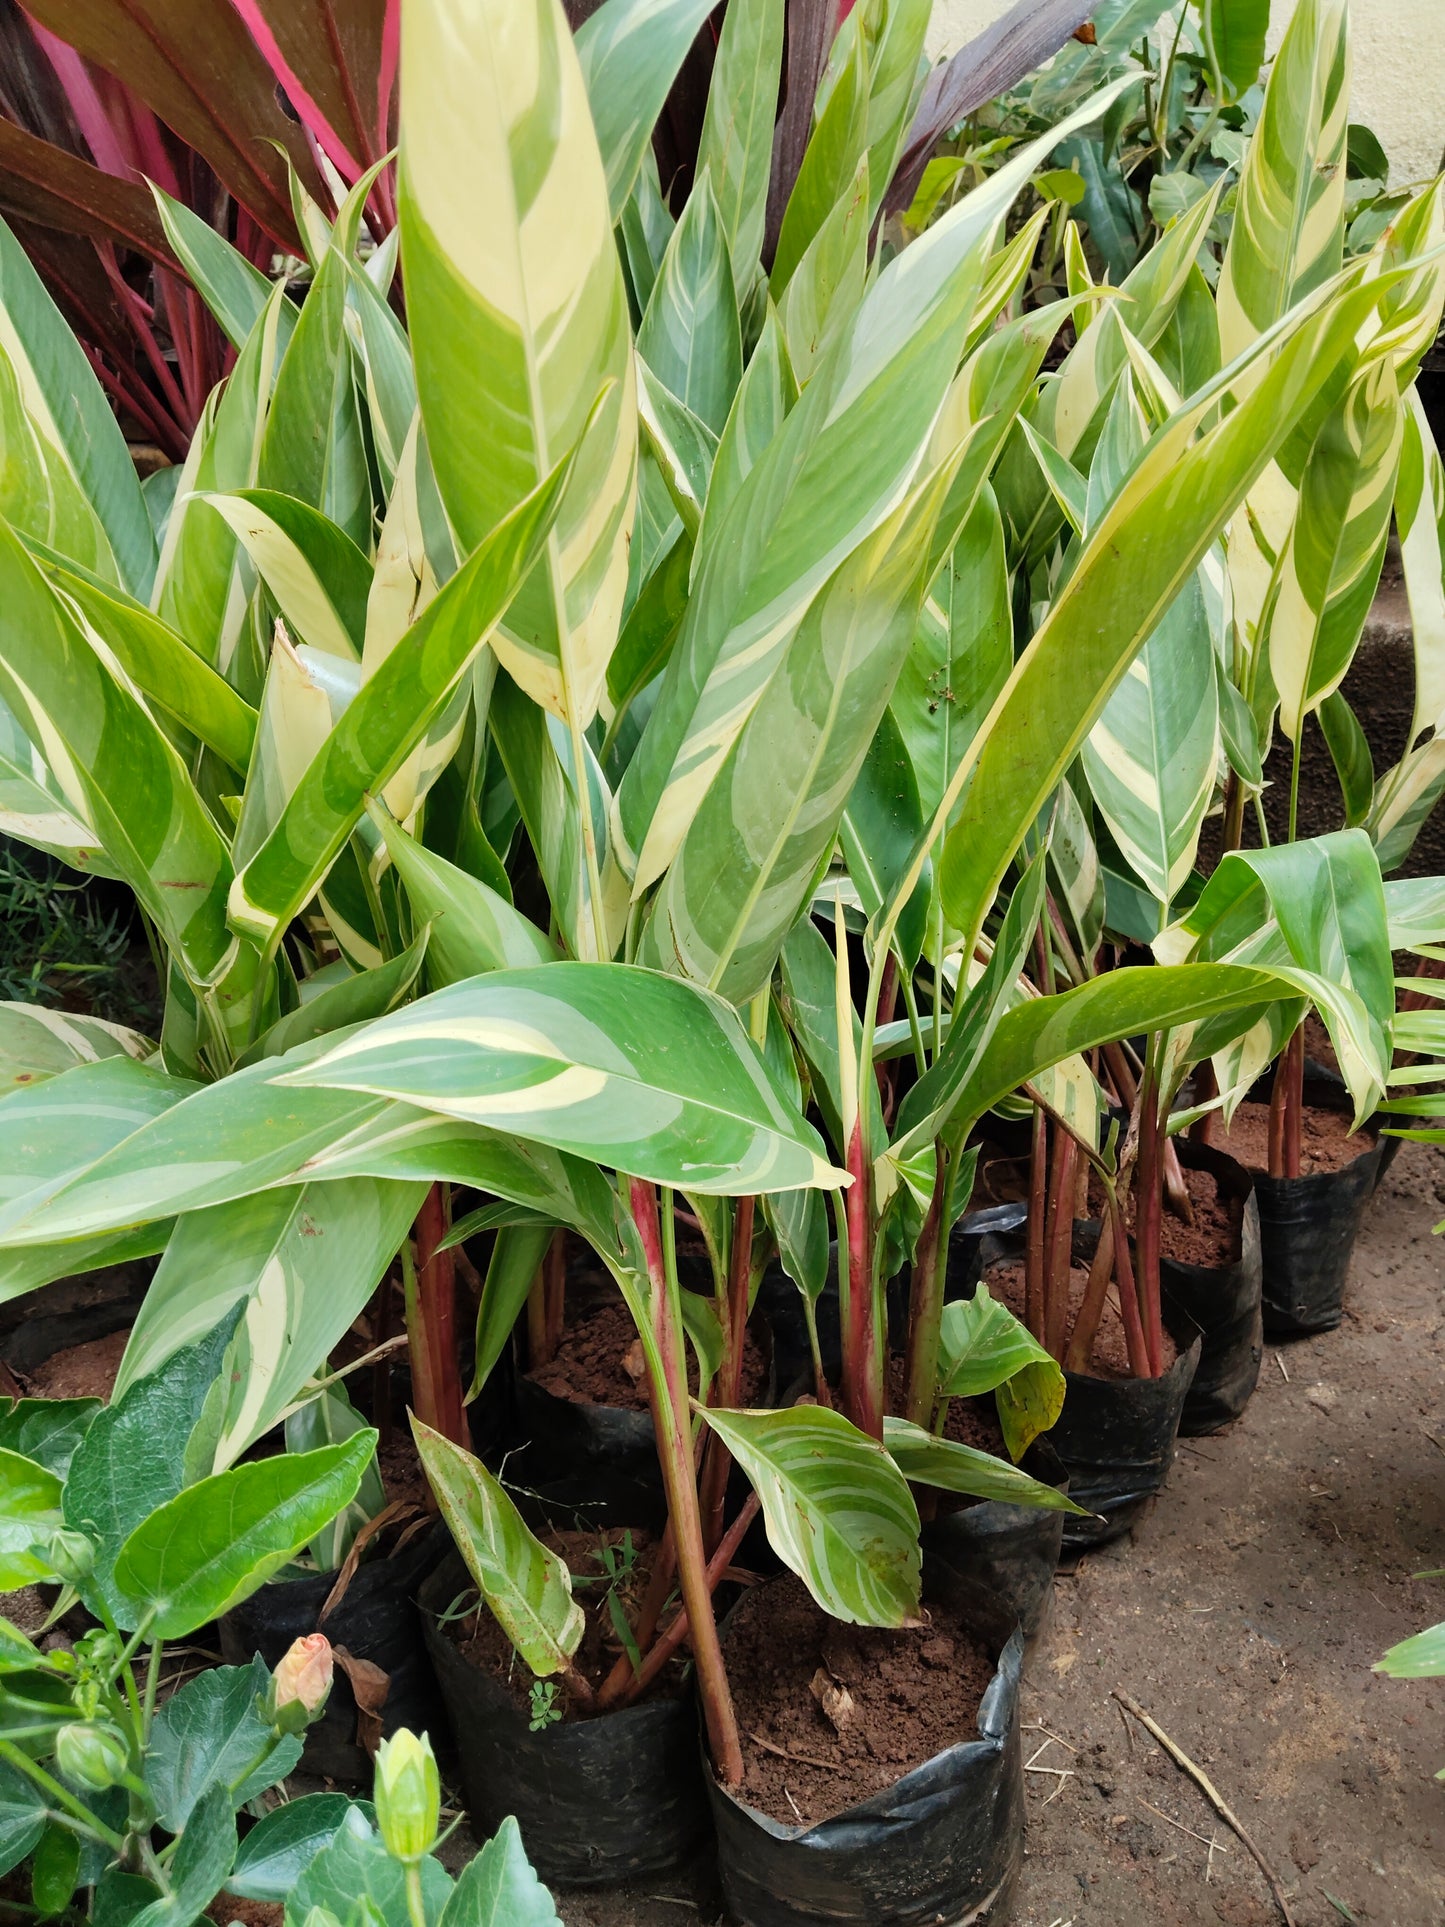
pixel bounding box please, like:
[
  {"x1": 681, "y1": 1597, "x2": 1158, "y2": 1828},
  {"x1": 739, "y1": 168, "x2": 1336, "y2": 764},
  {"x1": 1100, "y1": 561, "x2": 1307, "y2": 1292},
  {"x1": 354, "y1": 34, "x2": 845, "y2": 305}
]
[
  {"x1": 201, "y1": 492, "x2": 370, "y2": 662},
  {"x1": 638, "y1": 173, "x2": 743, "y2": 438},
  {"x1": 576, "y1": 0, "x2": 717, "y2": 220},
  {"x1": 695, "y1": 0, "x2": 784, "y2": 288},
  {"x1": 883, "y1": 1417, "x2": 1078, "y2": 1511}
]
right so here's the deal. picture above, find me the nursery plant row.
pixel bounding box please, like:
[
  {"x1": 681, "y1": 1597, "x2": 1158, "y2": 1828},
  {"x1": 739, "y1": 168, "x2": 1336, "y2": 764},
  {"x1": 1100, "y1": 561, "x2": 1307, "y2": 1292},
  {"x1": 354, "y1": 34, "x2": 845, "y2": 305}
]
[{"x1": 1, "y1": 0, "x2": 1444, "y2": 1922}]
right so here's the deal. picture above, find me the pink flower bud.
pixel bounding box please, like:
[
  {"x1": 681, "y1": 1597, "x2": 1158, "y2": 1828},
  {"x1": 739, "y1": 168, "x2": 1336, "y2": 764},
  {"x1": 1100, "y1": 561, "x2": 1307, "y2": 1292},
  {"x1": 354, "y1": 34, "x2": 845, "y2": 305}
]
[{"x1": 272, "y1": 1633, "x2": 333, "y2": 1725}]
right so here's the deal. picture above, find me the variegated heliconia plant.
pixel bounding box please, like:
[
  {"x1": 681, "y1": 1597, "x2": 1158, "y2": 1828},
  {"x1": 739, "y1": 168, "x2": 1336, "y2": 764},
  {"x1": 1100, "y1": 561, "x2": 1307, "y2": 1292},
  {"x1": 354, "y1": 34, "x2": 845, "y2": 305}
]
[{"x1": 0, "y1": 0, "x2": 1441, "y2": 1792}]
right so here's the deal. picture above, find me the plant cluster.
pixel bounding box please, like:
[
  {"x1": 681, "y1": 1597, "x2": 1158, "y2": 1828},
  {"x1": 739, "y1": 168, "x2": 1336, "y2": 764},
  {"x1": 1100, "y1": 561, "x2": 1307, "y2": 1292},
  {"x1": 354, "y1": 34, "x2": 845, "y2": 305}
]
[{"x1": 0, "y1": 0, "x2": 1442, "y2": 1917}]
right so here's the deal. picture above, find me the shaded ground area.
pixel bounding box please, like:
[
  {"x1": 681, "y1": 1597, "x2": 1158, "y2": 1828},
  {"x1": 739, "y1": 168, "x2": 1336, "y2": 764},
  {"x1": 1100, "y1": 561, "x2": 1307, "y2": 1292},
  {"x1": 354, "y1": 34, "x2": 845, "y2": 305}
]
[{"x1": 554, "y1": 1140, "x2": 1445, "y2": 1926}]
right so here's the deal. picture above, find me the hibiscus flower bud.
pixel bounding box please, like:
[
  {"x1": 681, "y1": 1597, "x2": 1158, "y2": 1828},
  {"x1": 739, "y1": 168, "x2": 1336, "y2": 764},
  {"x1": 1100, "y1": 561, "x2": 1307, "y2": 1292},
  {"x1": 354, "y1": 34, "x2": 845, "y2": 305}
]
[
  {"x1": 269, "y1": 1633, "x2": 333, "y2": 1734},
  {"x1": 374, "y1": 1729, "x2": 440, "y2": 1863},
  {"x1": 55, "y1": 1722, "x2": 129, "y2": 1793}
]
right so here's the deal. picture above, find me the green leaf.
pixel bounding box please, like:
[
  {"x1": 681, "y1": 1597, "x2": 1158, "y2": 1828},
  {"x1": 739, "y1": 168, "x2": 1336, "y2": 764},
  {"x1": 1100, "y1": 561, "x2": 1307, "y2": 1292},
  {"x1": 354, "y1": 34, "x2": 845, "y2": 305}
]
[
  {"x1": 288, "y1": 1810, "x2": 452, "y2": 1927},
  {"x1": 113, "y1": 1432, "x2": 377, "y2": 1640},
  {"x1": 286, "y1": 1383, "x2": 386, "y2": 1571},
  {"x1": 0, "y1": 1445, "x2": 62, "y2": 1589},
  {"x1": 0, "y1": 1758, "x2": 46, "y2": 1880},
  {"x1": 201, "y1": 490, "x2": 372, "y2": 661},
  {"x1": 258, "y1": 247, "x2": 370, "y2": 549},
  {"x1": 1319, "y1": 690, "x2": 1375, "y2": 827},
  {"x1": 471, "y1": 1224, "x2": 553, "y2": 1398},
  {"x1": 228, "y1": 1794, "x2": 359, "y2": 1903},
  {"x1": 63, "y1": 1309, "x2": 243, "y2": 1625},
  {"x1": 148, "y1": 1656, "x2": 301, "y2": 1833},
  {"x1": 282, "y1": 962, "x2": 842, "y2": 1194},
  {"x1": 771, "y1": 21, "x2": 869, "y2": 297},
  {"x1": 411, "y1": 1418, "x2": 584, "y2": 1677},
  {"x1": 236, "y1": 937, "x2": 431, "y2": 1068},
  {"x1": 638, "y1": 173, "x2": 742, "y2": 438},
  {"x1": 576, "y1": 0, "x2": 717, "y2": 220},
  {"x1": 840, "y1": 711, "x2": 931, "y2": 974},
  {"x1": 1375, "y1": 1621, "x2": 1445, "y2": 1678},
  {"x1": 373, "y1": 808, "x2": 557, "y2": 984},
  {"x1": 150, "y1": 185, "x2": 281, "y2": 350},
  {"x1": 1197, "y1": 0, "x2": 1272, "y2": 103},
  {"x1": 884, "y1": 1416, "x2": 1082, "y2": 1512},
  {"x1": 0, "y1": 1397, "x2": 99, "y2": 1480},
  {"x1": 31, "y1": 1820, "x2": 80, "y2": 1915},
  {"x1": 695, "y1": 0, "x2": 784, "y2": 287},
  {"x1": 937, "y1": 1290, "x2": 1066, "y2": 1460},
  {"x1": 439, "y1": 1816, "x2": 562, "y2": 1927},
  {"x1": 697, "y1": 1404, "x2": 922, "y2": 1627},
  {"x1": 128, "y1": 1780, "x2": 236, "y2": 1927}
]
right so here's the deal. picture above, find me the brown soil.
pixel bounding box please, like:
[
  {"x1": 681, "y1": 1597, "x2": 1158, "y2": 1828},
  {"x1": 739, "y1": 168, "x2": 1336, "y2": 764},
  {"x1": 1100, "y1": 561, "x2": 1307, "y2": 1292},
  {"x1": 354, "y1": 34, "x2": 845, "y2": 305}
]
[
  {"x1": 445, "y1": 1526, "x2": 682, "y2": 1716},
  {"x1": 21, "y1": 1326, "x2": 129, "y2": 1400},
  {"x1": 988, "y1": 1259, "x2": 1178, "y2": 1379},
  {"x1": 211, "y1": 1900, "x2": 283, "y2": 1927},
  {"x1": 1218, "y1": 1099, "x2": 1369, "y2": 1178},
  {"x1": 376, "y1": 1429, "x2": 432, "y2": 1515},
  {"x1": 884, "y1": 1354, "x2": 1007, "y2": 1452},
  {"x1": 528, "y1": 1299, "x2": 767, "y2": 1412},
  {"x1": 722, "y1": 1572, "x2": 997, "y2": 1827},
  {"x1": 1088, "y1": 1162, "x2": 1244, "y2": 1270}
]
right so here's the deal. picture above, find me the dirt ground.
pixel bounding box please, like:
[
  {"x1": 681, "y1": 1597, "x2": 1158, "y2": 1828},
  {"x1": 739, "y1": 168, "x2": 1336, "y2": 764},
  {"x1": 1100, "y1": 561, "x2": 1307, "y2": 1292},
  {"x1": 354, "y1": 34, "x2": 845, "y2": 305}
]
[{"x1": 541, "y1": 1138, "x2": 1445, "y2": 1927}]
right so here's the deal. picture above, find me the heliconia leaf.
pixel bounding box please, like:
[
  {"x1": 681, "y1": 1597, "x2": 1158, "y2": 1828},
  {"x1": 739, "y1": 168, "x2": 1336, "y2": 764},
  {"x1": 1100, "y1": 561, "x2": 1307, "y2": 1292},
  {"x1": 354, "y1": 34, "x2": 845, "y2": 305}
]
[
  {"x1": 638, "y1": 174, "x2": 743, "y2": 439},
  {"x1": 639, "y1": 458, "x2": 957, "y2": 1002},
  {"x1": 1216, "y1": 0, "x2": 1348, "y2": 366},
  {"x1": 115, "y1": 1178, "x2": 422, "y2": 1465},
  {"x1": 0, "y1": 214, "x2": 156, "y2": 597},
  {"x1": 699, "y1": 1404, "x2": 922, "y2": 1627},
  {"x1": 227, "y1": 454, "x2": 574, "y2": 950},
  {"x1": 770, "y1": 20, "x2": 870, "y2": 298},
  {"x1": 1270, "y1": 358, "x2": 1402, "y2": 743},
  {"x1": 150, "y1": 185, "x2": 281, "y2": 350},
  {"x1": 575, "y1": 0, "x2": 717, "y2": 220},
  {"x1": 938, "y1": 258, "x2": 1406, "y2": 959},
  {"x1": 112, "y1": 1434, "x2": 377, "y2": 1639},
  {"x1": 859, "y1": 0, "x2": 932, "y2": 222},
  {"x1": 279, "y1": 962, "x2": 843, "y2": 1194},
  {"x1": 201, "y1": 491, "x2": 372, "y2": 661},
  {"x1": 695, "y1": 0, "x2": 784, "y2": 288},
  {"x1": 882, "y1": 1417, "x2": 1080, "y2": 1511},
  {"x1": 1199, "y1": 0, "x2": 1271, "y2": 102},
  {"x1": 616, "y1": 80, "x2": 1139, "y2": 899},
  {"x1": 258, "y1": 246, "x2": 372, "y2": 550},
  {"x1": 936, "y1": 1290, "x2": 1065, "y2": 1461},
  {"x1": 777, "y1": 154, "x2": 870, "y2": 388},
  {"x1": 372, "y1": 807, "x2": 558, "y2": 983},
  {"x1": 400, "y1": 0, "x2": 636, "y2": 730},
  {"x1": 411, "y1": 1418, "x2": 584, "y2": 1676},
  {"x1": 636, "y1": 360, "x2": 718, "y2": 539},
  {"x1": 0, "y1": 1003, "x2": 149, "y2": 1095},
  {"x1": 839, "y1": 709, "x2": 931, "y2": 974},
  {"x1": 0, "y1": 340, "x2": 121, "y2": 588},
  {"x1": 35, "y1": 556, "x2": 258, "y2": 774}
]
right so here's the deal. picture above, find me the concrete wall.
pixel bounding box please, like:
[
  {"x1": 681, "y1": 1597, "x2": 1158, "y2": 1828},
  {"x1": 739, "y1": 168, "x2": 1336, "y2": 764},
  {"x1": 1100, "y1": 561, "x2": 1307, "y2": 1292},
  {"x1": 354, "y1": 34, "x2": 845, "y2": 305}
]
[{"x1": 926, "y1": 0, "x2": 1445, "y2": 188}]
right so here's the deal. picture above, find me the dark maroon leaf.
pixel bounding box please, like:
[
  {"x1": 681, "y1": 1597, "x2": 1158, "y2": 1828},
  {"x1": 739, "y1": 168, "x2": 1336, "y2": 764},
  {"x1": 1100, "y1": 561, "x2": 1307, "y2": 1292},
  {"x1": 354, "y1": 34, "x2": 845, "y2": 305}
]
[
  {"x1": 0, "y1": 116, "x2": 175, "y2": 258},
  {"x1": 241, "y1": 0, "x2": 392, "y2": 173},
  {"x1": 884, "y1": 0, "x2": 1096, "y2": 218}
]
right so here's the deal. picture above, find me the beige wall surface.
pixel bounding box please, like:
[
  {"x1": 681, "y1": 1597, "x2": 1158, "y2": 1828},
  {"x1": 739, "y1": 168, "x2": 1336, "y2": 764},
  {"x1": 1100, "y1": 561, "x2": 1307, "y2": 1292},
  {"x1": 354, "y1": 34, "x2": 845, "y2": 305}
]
[{"x1": 927, "y1": 0, "x2": 1445, "y2": 188}]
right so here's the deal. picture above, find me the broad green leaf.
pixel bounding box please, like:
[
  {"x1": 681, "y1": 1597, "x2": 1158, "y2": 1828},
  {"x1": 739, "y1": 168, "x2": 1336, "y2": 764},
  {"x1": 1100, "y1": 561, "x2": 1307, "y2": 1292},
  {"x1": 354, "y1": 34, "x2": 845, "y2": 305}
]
[
  {"x1": 859, "y1": 0, "x2": 931, "y2": 222},
  {"x1": 373, "y1": 807, "x2": 557, "y2": 983},
  {"x1": 116, "y1": 1178, "x2": 422, "y2": 1465},
  {"x1": 202, "y1": 491, "x2": 371, "y2": 661},
  {"x1": 63, "y1": 1309, "x2": 243, "y2": 1624},
  {"x1": 840, "y1": 708, "x2": 931, "y2": 974},
  {"x1": 411, "y1": 1418, "x2": 583, "y2": 1675},
  {"x1": 113, "y1": 1433, "x2": 377, "y2": 1639},
  {"x1": 1198, "y1": 0, "x2": 1271, "y2": 103},
  {"x1": 286, "y1": 1382, "x2": 386, "y2": 1570},
  {"x1": 0, "y1": 1445, "x2": 62, "y2": 1589},
  {"x1": 289, "y1": 1810, "x2": 453, "y2": 1927},
  {"x1": 778, "y1": 155, "x2": 870, "y2": 388},
  {"x1": 127, "y1": 1780, "x2": 236, "y2": 1927},
  {"x1": 1270, "y1": 359, "x2": 1402, "y2": 742},
  {"x1": 1216, "y1": 0, "x2": 1348, "y2": 365},
  {"x1": 0, "y1": 1223, "x2": 173, "y2": 1309},
  {"x1": 283, "y1": 963, "x2": 842, "y2": 1193},
  {"x1": 882, "y1": 1416, "x2": 1081, "y2": 1511},
  {"x1": 148, "y1": 1656, "x2": 300, "y2": 1832},
  {"x1": 0, "y1": 1759, "x2": 47, "y2": 1881},
  {"x1": 0, "y1": 214, "x2": 156, "y2": 596},
  {"x1": 0, "y1": 1002, "x2": 148, "y2": 1095},
  {"x1": 937, "y1": 1290, "x2": 1065, "y2": 1460},
  {"x1": 616, "y1": 81, "x2": 1138, "y2": 898},
  {"x1": 228, "y1": 1794, "x2": 358, "y2": 1902},
  {"x1": 1319, "y1": 689, "x2": 1374, "y2": 828},
  {"x1": 638, "y1": 174, "x2": 742, "y2": 438},
  {"x1": 0, "y1": 341, "x2": 118, "y2": 586},
  {"x1": 1375, "y1": 1622, "x2": 1445, "y2": 1679},
  {"x1": 0, "y1": 1397, "x2": 98, "y2": 1480},
  {"x1": 699, "y1": 1404, "x2": 921, "y2": 1627},
  {"x1": 0, "y1": 691, "x2": 117, "y2": 876},
  {"x1": 0, "y1": 525, "x2": 234, "y2": 981},
  {"x1": 150, "y1": 186, "x2": 281, "y2": 350},
  {"x1": 401, "y1": 0, "x2": 636, "y2": 729},
  {"x1": 237, "y1": 936, "x2": 431, "y2": 1068},
  {"x1": 576, "y1": 0, "x2": 717, "y2": 220},
  {"x1": 695, "y1": 0, "x2": 784, "y2": 287},
  {"x1": 227, "y1": 457, "x2": 575, "y2": 949},
  {"x1": 638, "y1": 456, "x2": 958, "y2": 1001},
  {"x1": 471, "y1": 1223, "x2": 553, "y2": 1397},
  {"x1": 439, "y1": 1816, "x2": 562, "y2": 1927},
  {"x1": 258, "y1": 247, "x2": 371, "y2": 549},
  {"x1": 938, "y1": 258, "x2": 1407, "y2": 957}
]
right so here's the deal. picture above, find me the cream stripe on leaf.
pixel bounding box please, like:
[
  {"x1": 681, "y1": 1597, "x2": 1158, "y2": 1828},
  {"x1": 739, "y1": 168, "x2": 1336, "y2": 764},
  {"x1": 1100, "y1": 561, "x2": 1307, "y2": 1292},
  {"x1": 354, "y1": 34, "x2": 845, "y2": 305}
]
[
  {"x1": 575, "y1": 0, "x2": 717, "y2": 221},
  {"x1": 0, "y1": 1003, "x2": 149, "y2": 1094},
  {"x1": 0, "y1": 693, "x2": 116, "y2": 877},
  {"x1": 694, "y1": 0, "x2": 783, "y2": 290},
  {"x1": 200, "y1": 491, "x2": 370, "y2": 663},
  {"x1": 637, "y1": 172, "x2": 743, "y2": 439},
  {"x1": 400, "y1": 0, "x2": 637, "y2": 736}
]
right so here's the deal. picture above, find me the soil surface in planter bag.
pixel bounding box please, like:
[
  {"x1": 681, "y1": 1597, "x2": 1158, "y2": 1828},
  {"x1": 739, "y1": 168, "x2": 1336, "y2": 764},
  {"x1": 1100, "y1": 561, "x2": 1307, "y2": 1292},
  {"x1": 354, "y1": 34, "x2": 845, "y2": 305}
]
[
  {"x1": 987, "y1": 1260, "x2": 1179, "y2": 1377},
  {"x1": 1217, "y1": 1099, "x2": 1365, "y2": 1176},
  {"x1": 18, "y1": 1326, "x2": 129, "y2": 1399},
  {"x1": 445, "y1": 1526, "x2": 684, "y2": 1708},
  {"x1": 527, "y1": 1299, "x2": 767, "y2": 1411},
  {"x1": 722, "y1": 1572, "x2": 996, "y2": 1826}
]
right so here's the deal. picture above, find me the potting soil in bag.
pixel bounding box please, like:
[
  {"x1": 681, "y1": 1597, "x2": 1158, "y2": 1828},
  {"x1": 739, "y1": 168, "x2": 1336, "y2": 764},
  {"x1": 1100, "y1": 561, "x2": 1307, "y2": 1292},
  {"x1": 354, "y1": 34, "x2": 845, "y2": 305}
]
[{"x1": 1157, "y1": 1141, "x2": 1264, "y2": 1434}]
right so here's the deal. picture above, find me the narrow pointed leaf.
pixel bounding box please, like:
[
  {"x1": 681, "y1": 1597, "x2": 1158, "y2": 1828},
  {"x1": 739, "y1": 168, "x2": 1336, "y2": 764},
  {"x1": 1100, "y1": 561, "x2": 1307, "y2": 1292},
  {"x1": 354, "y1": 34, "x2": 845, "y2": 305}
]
[{"x1": 883, "y1": 1417, "x2": 1080, "y2": 1511}]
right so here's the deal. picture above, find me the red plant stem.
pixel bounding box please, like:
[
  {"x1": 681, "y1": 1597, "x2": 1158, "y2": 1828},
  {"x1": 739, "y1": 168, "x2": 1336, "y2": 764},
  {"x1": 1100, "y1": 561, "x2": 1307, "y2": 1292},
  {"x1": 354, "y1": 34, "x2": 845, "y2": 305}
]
[
  {"x1": 903, "y1": 1168, "x2": 946, "y2": 1427},
  {"x1": 1107, "y1": 1187, "x2": 1153, "y2": 1379},
  {"x1": 1189, "y1": 1059, "x2": 1218, "y2": 1144},
  {"x1": 543, "y1": 1230, "x2": 567, "y2": 1358},
  {"x1": 1043, "y1": 1125, "x2": 1077, "y2": 1361},
  {"x1": 612, "y1": 1494, "x2": 762, "y2": 1710},
  {"x1": 411, "y1": 1184, "x2": 466, "y2": 1445},
  {"x1": 1024, "y1": 1107, "x2": 1048, "y2": 1344},
  {"x1": 370, "y1": 1267, "x2": 395, "y2": 1449},
  {"x1": 1134, "y1": 1073, "x2": 1164, "y2": 1378},
  {"x1": 1283, "y1": 1025, "x2": 1305, "y2": 1179},
  {"x1": 596, "y1": 1526, "x2": 677, "y2": 1708},
  {"x1": 1103, "y1": 1039, "x2": 1138, "y2": 1110},
  {"x1": 699, "y1": 1196, "x2": 755, "y2": 1554},
  {"x1": 1064, "y1": 1210, "x2": 1114, "y2": 1374},
  {"x1": 875, "y1": 953, "x2": 899, "y2": 1122},
  {"x1": 1267, "y1": 1039, "x2": 1290, "y2": 1178},
  {"x1": 525, "y1": 1267, "x2": 549, "y2": 1370},
  {"x1": 841, "y1": 1120, "x2": 883, "y2": 1439},
  {"x1": 627, "y1": 1180, "x2": 744, "y2": 1785}
]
